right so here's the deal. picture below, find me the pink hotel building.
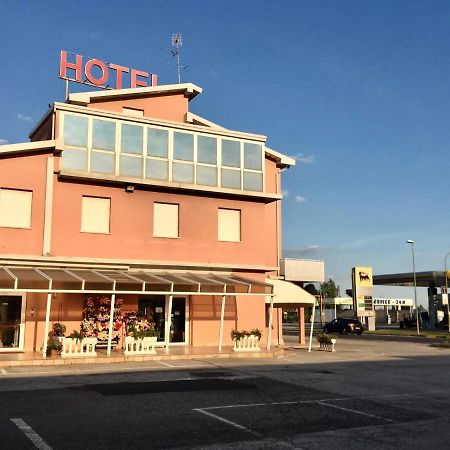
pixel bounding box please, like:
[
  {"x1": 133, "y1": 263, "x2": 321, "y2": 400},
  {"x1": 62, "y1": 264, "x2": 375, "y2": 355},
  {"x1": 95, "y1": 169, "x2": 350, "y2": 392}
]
[{"x1": 0, "y1": 82, "x2": 321, "y2": 359}]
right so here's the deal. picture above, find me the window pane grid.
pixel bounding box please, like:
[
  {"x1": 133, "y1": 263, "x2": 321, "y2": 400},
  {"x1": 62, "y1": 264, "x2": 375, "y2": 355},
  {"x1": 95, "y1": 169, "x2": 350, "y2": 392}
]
[{"x1": 62, "y1": 112, "x2": 265, "y2": 192}]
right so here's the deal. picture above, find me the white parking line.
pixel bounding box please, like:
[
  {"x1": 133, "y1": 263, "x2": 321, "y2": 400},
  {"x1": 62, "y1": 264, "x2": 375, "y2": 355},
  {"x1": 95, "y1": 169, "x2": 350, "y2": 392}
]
[
  {"x1": 10, "y1": 418, "x2": 52, "y2": 450},
  {"x1": 194, "y1": 408, "x2": 262, "y2": 437},
  {"x1": 316, "y1": 401, "x2": 395, "y2": 423},
  {"x1": 157, "y1": 361, "x2": 211, "y2": 368}
]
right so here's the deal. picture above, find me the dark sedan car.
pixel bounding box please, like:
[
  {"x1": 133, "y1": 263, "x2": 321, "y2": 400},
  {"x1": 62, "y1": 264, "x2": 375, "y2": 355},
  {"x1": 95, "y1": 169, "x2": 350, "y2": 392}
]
[{"x1": 323, "y1": 318, "x2": 364, "y2": 335}]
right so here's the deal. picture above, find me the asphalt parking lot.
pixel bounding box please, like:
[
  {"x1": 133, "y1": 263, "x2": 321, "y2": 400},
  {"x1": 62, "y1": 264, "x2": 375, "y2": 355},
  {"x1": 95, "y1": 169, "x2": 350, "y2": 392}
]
[{"x1": 1, "y1": 334, "x2": 449, "y2": 449}]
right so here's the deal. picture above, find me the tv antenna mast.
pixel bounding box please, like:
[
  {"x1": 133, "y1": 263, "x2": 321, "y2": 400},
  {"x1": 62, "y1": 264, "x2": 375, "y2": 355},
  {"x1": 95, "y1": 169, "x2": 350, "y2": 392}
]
[{"x1": 172, "y1": 33, "x2": 183, "y2": 83}]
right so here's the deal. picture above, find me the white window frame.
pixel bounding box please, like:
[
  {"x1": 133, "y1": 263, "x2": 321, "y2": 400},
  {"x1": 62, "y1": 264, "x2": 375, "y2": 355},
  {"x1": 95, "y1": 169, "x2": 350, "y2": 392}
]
[{"x1": 80, "y1": 196, "x2": 111, "y2": 234}]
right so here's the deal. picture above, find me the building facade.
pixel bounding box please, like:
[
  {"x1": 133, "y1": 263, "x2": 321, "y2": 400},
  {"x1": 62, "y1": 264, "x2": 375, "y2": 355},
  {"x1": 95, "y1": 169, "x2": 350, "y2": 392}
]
[{"x1": 0, "y1": 83, "x2": 300, "y2": 357}]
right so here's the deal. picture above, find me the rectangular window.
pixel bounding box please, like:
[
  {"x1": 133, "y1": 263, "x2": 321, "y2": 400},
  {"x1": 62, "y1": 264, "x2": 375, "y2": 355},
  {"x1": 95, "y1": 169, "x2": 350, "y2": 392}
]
[
  {"x1": 0, "y1": 189, "x2": 32, "y2": 229},
  {"x1": 218, "y1": 208, "x2": 240, "y2": 242},
  {"x1": 222, "y1": 140, "x2": 241, "y2": 167},
  {"x1": 121, "y1": 124, "x2": 143, "y2": 154},
  {"x1": 64, "y1": 115, "x2": 88, "y2": 148},
  {"x1": 153, "y1": 203, "x2": 179, "y2": 238},
  {"x1": 147, "y1": 128, "x2": 168, "y2": 158},
  {"x1": 173, "y1": 132, "x2": 194, "y2": 161},
  {"x1": 197, "y1": 135, "x2": 217, "y2": 164},
  {"x1": 92, "y1": 119, "x2": 116, "y2": 151},
  {"x1": 81, "y1": 196, "x2": 110, "y2": 234}
]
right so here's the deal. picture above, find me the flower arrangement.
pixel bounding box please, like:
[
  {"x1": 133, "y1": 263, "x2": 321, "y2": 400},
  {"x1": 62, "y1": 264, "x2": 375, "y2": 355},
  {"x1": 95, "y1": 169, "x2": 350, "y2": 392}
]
[
  {"x1": 81, "y1": 296, "x2": 123, "y2": 343},
  {"x1": 52, "y1": 323, "x2": 66, "y2": 337},
  {"x1": 231, "y1": 329, "x2": 263, "y2": 341},
  {"x1": 123, "y1": 311, "x2": 157, "y2": 340},
  {"x1": 316, "y1": 332, "x2": 335, "y2": 344}
]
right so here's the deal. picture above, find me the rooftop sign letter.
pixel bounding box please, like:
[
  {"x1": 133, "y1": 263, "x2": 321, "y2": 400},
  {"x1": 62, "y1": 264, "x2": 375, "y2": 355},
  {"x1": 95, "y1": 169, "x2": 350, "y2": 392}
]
[{"x1": 59, "y1": 50, "x2": 158, "y2": 90}]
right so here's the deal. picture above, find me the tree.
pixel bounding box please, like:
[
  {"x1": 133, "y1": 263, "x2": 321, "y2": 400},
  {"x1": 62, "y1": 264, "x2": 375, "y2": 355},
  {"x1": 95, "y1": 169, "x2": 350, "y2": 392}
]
[
  {"x1": 304, "y1": 283, "x2": 319, "y2": 295},
  {"x1": 320, "y1": 279, "x2": 340, "y2": 298}
]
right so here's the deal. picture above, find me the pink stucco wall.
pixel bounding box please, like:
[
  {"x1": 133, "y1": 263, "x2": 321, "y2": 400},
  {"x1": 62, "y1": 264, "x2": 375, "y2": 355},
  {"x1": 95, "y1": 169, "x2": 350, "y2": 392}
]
[
  {"x1": 0, "y1": 152, "x2": 50, "y2": 255},
  {"x1": 50, "y1": 178, "x2": 278, "y2": 268},
  {"x1": 88, "y1": 93, "x2": 189, "y2": 123}
]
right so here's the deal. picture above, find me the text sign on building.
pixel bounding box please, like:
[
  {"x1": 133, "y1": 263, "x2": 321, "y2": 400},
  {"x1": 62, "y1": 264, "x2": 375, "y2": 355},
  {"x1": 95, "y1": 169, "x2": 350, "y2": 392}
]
[
  {"x1": 59, "y1": 50, "x2": 158, "y2": 90},
  {"x1": 352, "y1": 266, "x2": 374, "y2": 317},
  {"x1": 373, "y1": 298, "x2": 414, "y2": 307}
]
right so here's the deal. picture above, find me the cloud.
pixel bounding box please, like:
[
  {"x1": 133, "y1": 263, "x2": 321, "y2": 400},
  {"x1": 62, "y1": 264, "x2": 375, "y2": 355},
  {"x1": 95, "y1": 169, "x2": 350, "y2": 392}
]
[
  {"x1": 284, "y1": 245, "x2": 324, "y2": 257},
  {"x1": 17, "y1": 114, "x2": 33, "y2": 122},
  {"x1": 0, "y1": 138, "x2": 8, "y2": 145},
  {"x1": 293, "y1": 153, "x2": 315, "y2": 164},
  {"x1": 295, "y1": 195, "x2": 306, "y2": 204},
  {"x1": 282, "y1": 189, "x2": 289, "y2": 197}
]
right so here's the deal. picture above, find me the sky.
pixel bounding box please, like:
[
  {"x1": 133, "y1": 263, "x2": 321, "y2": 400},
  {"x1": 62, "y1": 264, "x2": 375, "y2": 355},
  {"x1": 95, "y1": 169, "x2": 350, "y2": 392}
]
[{"x1": 1, "y1": 0, "x2": 450, "y2": 305}]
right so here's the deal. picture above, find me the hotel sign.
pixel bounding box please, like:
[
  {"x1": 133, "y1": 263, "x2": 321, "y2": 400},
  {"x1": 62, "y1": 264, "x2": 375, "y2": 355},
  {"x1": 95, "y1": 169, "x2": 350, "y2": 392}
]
[{"x1": 59, "y1": 50, "x2": 158, "y2": 90}]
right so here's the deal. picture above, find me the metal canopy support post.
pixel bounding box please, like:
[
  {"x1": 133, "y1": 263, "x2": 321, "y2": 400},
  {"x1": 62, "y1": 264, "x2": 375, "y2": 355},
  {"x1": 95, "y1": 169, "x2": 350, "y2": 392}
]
[
  {"x1": 106, "y1": 292, "x2": 116, "y2": 356},
  {"x1": 308, "y1": 300, "x2": 316, "y2": 352},
  {"x1": 218, "y1": 284, "x2": 227, "y2": 352},
  {"x1": 42, "y1": 292, "x2": 52, "y2": 358},
  {"x1": 165, "y1": 283, "x2": 174, "y2": 353},
  {"x1": 267, "y1": 294, "x2": 274, "y2": 351}
]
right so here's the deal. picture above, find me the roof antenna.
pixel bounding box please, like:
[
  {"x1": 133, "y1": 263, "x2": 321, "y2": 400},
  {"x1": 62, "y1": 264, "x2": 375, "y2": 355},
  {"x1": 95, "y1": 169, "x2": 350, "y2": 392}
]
[
  {"x1": 162, "y1": 34, "x2": 189, "y2": 84},
  {"x1": 172, "y1": 33, "x2": 183, "y2": 83}
]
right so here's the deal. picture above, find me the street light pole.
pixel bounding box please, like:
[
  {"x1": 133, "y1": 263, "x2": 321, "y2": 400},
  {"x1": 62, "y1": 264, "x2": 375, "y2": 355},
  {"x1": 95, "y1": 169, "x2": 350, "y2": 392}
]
[
  {"x1": 445, "y1": 252, "x2": 450, "y2": 333},
  {"x1": 406, "y1": 240, "x2": 420, "y2": 335}
]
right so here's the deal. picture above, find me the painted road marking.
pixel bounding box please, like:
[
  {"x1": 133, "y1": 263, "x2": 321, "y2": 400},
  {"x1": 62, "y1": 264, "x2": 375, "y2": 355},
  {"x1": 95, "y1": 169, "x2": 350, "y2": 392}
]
[
  {"x1": 10, "y1": 418, "x2": 52, "y2": 450},
  {"x1": 157, "y1": 361, "x2": 211, "y2": 368},
  {"x1": 316, "y1": 401, "x2": 395, "y2": 423},
  {"x1": 194, "y1": 408, "x2": 304, "y2": 449},
  {"x1": 194, "y1": 408, "x2": 261, "y2": 437}
]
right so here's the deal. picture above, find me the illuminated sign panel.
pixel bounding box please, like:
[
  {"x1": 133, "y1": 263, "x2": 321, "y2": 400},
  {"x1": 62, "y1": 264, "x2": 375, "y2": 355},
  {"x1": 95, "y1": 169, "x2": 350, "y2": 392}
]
[
  {"x1": 352, "y1": 266, "x2": 374, "y2": 317},
  {"x1": 59, "y1": 50, "x2": 158, "y2": 90}
]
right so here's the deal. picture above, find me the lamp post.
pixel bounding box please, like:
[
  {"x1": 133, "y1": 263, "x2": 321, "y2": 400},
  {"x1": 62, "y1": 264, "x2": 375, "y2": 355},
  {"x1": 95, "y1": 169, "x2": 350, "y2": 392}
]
[
  {"x1": 445, "y1": 252, "x2": 450, "y2": 332},
  {"x1": 406, "y1": 240, "x2": 420, "y2": 335}
]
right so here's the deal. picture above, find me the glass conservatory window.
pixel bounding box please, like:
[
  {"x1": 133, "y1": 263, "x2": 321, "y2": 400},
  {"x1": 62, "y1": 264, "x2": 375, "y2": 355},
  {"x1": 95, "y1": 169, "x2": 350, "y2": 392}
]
[
  {"x1": 197, "y1": 136, "x2": 217, "y2": 165},
  {"x1": 121, "y1": 124, "x2": 143, "y2": 154},
  {"x1": 222, "y1": 140, "x2": 241, "y2": 168},
  {"x1": 120, "y1": 155, "x2": 142, "y2": 177},
  {"x1": 92, "y1": 119, "x2": 115, "y2": 151},
  {"x1": 196, "y1": 165, "x2": 217, "y2": 187},
  {"x1": 64, "y1": 115, "x2": 88, "y2": 147},
  {"x1": 91, "y1": 152, "x2": 114, "y2": 174},
  {"x1": 221, "y1": 168, "x2": 241, "y2": 189},
  {"x1": 243, "y1": 171, "x2": 263, "y2": 191},
  {"x1": 173, "y1": 132, "x2": 194, "y2": 161},
  {"x1": 146, "y1": 159, "x2": 168, "y2": 180},
  {"x1": 173, "y1": 162, "x2": 194, "y2": 183},
  {"x1": 244, "y1": 143, "x2": 262, "y2": 171},
  {"x1": 62, "y1": 149, "x2": 88, "y2": 171},
  {"x1": 147, "y1": 128, "x2": 168, "y2": 158}
]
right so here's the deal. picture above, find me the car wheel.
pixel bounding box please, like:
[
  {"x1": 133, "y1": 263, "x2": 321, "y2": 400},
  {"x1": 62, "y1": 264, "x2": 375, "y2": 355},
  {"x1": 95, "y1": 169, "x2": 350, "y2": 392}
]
[
  {"x1": 323, "y1": 327, "x2": 328, "y2": 334},
  {"x1": 342, "y1": 328, "x2": 348, "y2": 335}
]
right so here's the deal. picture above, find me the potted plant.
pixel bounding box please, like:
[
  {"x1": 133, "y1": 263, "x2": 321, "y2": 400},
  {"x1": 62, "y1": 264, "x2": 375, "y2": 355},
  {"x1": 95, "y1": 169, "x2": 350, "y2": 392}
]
[
  {"x1": 61, "y1": 329, "x2": 97, "y2": 358},
  {"x1": 123, "y1": 313, "x2": 158, "y2": 355},
  {"x1": 316, "y1": 332, "x2": 336, "y2": 352},
  {"x1": 231, "y1": 329, "x2": 262, "y2": 352},
  {"x1": 45, "y1": 340, "x2": 62, "y2": 357},
  {"x1": 52, "y1": 322, "x2": 66, "y2": 338}
]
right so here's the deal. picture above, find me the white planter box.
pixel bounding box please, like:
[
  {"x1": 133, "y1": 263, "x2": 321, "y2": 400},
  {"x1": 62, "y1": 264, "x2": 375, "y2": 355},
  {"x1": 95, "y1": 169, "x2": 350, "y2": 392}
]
[
  {"x1": 124, "y1": 336, "x2": 157, "y2": 356},
  {"x1": 233, "y1": 335, "x2": 261, "y2": 352},
  {"x1": 319, "y1": 339, "x2": 336, "y2": 352},
  {"x1": 61, "y1": 337, "x2": 98, "y2": 358}
]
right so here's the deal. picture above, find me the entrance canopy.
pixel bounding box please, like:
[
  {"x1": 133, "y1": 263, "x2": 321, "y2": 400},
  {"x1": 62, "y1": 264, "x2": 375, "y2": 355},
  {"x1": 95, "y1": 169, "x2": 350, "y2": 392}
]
[
  {"x1": 0, "y1": 266, "x2": 272, "y2": 296},
  {"x1": 264, "y1": 278, "x2": 316, "y2": 305},
  {"x1": 373, "y1": 271, "x2": 448, "y2": 288}
]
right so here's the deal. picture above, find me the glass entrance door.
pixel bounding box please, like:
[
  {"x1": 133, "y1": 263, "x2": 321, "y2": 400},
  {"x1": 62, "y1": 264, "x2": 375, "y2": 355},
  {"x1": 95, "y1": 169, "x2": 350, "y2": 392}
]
[
  {"x1": 0, "y1": 296, "x2": 24, "y2": 351},
  {"x1": 138, "y1": 296, "x2": 188, "y2": 345}
]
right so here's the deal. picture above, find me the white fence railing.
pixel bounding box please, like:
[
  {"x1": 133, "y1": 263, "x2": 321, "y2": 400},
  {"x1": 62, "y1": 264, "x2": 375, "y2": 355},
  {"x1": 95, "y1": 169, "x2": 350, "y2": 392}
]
[
  {"x1": 233, "y1": 335, "x2": 261, "y2": 352},
  {"x1": 123, "y1": 336, "x2": 157, "y2": 356},
  {"x1": 61, "y1": 337, "x2": 98, "y2": 358}
]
